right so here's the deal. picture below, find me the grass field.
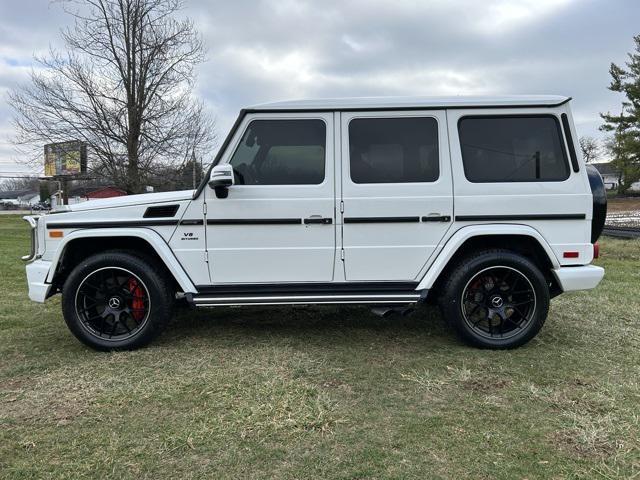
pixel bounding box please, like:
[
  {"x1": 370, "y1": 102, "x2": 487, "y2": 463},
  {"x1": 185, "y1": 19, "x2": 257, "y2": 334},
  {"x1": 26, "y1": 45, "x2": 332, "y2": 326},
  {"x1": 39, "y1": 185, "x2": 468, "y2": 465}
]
[{"x1": 1, "y1": 215, "x2": 639, "y2": 479}]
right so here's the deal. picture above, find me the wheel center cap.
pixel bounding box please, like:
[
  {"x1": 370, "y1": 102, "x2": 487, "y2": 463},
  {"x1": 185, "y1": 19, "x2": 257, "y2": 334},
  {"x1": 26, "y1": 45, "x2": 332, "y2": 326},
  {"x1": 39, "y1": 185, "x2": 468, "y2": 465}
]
[
  {"x1": 108, "y1": 296, "x2": 122, "y2": 309},
  {"x1": 490, "y1": 295, "x2": 504, "y2": 308}
]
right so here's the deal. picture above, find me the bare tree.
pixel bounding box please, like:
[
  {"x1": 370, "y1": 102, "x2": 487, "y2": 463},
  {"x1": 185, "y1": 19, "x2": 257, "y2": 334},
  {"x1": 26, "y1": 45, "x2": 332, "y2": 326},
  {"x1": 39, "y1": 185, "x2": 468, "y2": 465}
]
[
  {"x1": 579, "y1": 136, "x2": 600, "y2": 163},
  {"x1": 9, "y1": 0, "x2": 215, "y2": 193},
  {"x1": 0, "y1": 177, "x2": 41, "y2": 192}
]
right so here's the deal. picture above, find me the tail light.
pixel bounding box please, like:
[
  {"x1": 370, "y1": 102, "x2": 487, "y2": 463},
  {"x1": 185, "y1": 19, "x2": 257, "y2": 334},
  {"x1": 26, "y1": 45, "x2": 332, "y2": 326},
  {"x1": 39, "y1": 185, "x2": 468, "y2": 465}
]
[{"x1": 593, "y1": 242, "x2": 600, "y2": 259}]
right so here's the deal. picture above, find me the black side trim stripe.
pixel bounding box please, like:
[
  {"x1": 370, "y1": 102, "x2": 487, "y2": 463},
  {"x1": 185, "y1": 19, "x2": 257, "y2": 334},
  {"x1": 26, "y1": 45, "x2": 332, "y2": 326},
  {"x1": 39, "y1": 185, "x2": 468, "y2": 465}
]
[
  {"x1": 344, "y1": 216, "x2": 420, "y2": 224},
  {"x1": 195, "y1": 282, "x2": 419, "y2": 295},
  {"x1": 180, "y1": 219, "x2": 204, "y2": 226},
  {"x1": 207, "y1": 218, "x2": 302, "y2": 225},
  {"x1": 455, "y1": 214, "x2": 586, "y2": 222},
  {"x1": 47, "y1": 219, "x2": 180, "y2": 229}
]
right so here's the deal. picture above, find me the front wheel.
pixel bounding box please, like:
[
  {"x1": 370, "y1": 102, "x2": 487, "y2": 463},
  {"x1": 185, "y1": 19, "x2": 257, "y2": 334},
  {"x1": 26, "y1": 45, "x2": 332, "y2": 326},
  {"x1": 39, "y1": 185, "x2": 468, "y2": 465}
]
[
  {"x1": 62, "y1": 251, "x2": 173, "y2": 351},
  {"x1": 439, "y1": 249, "x2": 550, "y2": 349}
]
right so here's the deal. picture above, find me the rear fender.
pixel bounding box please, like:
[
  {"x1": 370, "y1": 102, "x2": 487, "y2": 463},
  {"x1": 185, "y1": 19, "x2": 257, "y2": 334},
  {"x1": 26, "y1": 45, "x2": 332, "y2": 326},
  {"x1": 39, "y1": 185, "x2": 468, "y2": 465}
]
[{"x1": 416, "y1": 224, "x2": 560, "y2": 290}]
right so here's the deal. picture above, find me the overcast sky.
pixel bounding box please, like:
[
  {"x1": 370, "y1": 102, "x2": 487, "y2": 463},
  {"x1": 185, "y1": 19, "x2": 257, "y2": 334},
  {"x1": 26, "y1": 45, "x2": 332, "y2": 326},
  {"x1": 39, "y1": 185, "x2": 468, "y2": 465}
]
[{"x1": 1, "y1": 0, "x2": 639, "y2": 176}]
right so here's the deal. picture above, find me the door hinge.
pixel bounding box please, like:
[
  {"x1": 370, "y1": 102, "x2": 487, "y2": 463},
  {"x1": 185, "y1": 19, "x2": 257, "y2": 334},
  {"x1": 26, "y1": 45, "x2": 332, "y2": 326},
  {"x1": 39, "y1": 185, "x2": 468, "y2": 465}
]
[
  {"x1": 203, "y1": 202, "x2": 207, "y2": 215},
  {"x1": 204, "y1": 250, "x2": 209, "y2": 263},
  {"x1": 340, "y1": 200, "x2": 344, "y2": 214},
  {"x1": 340, "y1": 249, "x2": 345, "y2": 261}
]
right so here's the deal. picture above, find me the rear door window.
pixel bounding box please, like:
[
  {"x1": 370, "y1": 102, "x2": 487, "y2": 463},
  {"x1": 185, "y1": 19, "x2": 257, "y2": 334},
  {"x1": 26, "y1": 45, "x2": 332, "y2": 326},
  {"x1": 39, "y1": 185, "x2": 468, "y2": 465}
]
[{"x1": 348, "y1": 117, "x2": 439, "y2": 184}]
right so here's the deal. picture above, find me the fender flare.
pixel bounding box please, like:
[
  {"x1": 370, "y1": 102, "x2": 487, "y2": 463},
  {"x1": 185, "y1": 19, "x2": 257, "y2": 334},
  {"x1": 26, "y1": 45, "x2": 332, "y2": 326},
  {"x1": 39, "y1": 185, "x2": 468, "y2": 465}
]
[
  {"x1": 45, "y1": 228, "x2": 197, "y2": 293},
  {"x1": 415, "y1": 224, "x2": 560, "y2": 290}
]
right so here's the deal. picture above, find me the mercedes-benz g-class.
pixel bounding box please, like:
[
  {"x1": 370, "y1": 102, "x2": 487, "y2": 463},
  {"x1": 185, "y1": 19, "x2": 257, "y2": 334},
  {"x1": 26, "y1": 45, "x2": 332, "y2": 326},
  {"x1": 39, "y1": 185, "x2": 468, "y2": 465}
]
[{"x1": 23, "y1": 96, "x2": 607, "y2": 350}]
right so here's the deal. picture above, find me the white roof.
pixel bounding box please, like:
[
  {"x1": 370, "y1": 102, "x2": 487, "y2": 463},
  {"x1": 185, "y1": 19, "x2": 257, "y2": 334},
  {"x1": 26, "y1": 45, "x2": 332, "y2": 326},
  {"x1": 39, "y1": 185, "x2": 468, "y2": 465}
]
[{"x1": 248, "y1": 95, "x2": 570, "y2": 111}]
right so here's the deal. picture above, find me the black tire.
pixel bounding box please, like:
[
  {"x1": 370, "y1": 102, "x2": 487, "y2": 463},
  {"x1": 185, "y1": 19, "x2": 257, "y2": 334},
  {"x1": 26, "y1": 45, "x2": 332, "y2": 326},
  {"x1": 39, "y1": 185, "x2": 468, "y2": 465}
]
[
  {"x1": 61, "y1": 251, "x2": 173, "y2": 351},
  {"x1": 439, "y1": 249, "x2": 549, "y2": 349}
]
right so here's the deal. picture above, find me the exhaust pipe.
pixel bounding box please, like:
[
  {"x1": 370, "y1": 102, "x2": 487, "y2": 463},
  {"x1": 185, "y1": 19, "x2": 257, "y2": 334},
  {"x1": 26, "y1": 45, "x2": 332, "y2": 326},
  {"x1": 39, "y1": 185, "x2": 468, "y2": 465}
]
[{"x1": 370, "y1": 306, "x2": 415, "y2": 318}]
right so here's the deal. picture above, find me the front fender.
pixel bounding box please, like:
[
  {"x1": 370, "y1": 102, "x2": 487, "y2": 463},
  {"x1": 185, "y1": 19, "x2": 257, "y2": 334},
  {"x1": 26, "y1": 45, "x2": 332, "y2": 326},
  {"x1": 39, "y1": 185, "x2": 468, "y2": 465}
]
[
  {"x1": 46, "y1": 228, "x2": 197, "y2": 293},
  {"x1": 415, "y1": 224, "x2": 560, "y2": 291}
]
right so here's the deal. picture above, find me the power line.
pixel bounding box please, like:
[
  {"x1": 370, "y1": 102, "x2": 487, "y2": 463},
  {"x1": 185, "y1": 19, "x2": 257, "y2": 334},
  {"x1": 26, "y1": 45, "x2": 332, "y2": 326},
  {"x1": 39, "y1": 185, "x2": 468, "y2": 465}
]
[{"x1": 0, "y1": 175, "x2": 43, "y2": 179}]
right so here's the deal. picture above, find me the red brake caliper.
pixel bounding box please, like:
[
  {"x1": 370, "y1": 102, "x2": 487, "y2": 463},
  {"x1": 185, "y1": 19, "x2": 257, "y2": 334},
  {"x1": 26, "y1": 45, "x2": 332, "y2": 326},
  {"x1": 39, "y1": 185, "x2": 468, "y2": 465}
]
[{"x1": 127, "y1": 278, "x2": 145, "y2": 321}]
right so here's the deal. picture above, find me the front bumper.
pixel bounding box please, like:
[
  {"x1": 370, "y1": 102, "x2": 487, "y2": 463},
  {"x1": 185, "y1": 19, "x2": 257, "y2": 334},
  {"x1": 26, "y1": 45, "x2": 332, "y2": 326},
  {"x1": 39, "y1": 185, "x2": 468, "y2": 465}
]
[
  {"x1": 552, "y1": 265, "x2": 605, "y2": 292},
  {"x1": 26, "y1": 260, "x2": 52, "y2": 303}
]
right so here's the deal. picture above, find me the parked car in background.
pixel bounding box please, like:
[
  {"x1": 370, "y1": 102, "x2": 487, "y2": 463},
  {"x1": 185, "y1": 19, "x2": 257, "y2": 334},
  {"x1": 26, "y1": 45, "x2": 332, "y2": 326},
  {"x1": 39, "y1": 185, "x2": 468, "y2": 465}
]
[
  {"x1": 22, "y1": 95, "x2": 606, "y2": 351},
  {"x1": 31, "y1": 201, "x2": 50, "y2": 212}
]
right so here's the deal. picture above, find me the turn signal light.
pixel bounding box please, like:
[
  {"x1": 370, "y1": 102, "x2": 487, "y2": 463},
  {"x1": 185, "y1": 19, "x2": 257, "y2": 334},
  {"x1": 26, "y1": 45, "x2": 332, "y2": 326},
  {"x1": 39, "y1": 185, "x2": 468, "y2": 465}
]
[
  {"x1": 49, "y1": 231, "x2": 64, "y2": 238},
  {"x1": 563, "y1": 251, "x2": 579, "y2": 258}
]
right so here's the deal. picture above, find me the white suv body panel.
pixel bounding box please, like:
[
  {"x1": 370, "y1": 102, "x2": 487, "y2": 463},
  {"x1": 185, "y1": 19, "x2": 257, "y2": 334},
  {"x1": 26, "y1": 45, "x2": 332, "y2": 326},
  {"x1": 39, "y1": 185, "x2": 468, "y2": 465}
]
[
  {"x1": 23, "y1": 96, "x2": 604, "y2": 304},
  {"x1": 339, "y1": 110, "x2": 454, "y2": 281},
  {"x1": 446, "y1": 106, "x2": 594, "y2": 267},
  {"x1": 203, "y1": 111, "x2": 337, "y2": 284}
]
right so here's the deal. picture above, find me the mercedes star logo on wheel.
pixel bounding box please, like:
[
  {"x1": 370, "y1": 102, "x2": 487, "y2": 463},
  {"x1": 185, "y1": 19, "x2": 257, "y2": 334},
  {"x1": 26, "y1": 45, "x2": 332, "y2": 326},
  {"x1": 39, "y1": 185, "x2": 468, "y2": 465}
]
[{"x1": 108, "y1": 297, "x2": 122, "y2": 309}]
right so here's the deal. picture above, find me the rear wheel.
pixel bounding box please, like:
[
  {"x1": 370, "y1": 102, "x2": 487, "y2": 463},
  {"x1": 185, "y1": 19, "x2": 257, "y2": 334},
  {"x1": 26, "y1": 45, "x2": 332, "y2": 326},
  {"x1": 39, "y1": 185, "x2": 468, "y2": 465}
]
[
  {"x1": 439, "y1": 249, "x2": 549, "y2": 349},
  {"x1": 62, "y1": 251, "x2": 173, "y2": 351}
]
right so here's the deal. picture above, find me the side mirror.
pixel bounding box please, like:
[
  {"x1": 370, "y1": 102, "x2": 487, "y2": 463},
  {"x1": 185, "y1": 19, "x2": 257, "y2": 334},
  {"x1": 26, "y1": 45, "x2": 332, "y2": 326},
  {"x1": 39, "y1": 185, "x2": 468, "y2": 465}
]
[{"x1": 208, "y1": 164, "x2": 234, "y2": 198}]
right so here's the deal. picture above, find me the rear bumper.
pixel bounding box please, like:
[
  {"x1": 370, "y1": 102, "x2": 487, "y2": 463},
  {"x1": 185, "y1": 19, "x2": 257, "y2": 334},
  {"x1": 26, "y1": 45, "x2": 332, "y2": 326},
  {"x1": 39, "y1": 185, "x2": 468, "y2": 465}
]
[
  {"x1": 26, "y1": 260, "x2": 52, "y2": 303},
  {"x1": 552, "y1": 265, "x2": 604, "y2": 292}
]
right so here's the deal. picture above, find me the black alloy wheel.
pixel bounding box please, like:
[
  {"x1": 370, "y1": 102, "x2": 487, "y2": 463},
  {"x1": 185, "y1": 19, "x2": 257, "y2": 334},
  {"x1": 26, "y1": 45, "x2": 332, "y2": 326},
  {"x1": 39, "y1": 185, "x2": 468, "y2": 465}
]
[
  {"x1": 461, "y1": 266, "x2": 536, "y2": 340},
  {"x1": 439, "y1": 249, "x2": 550, "y2": 349},
  {"x1": 62, "y1": 251, "x2": 173, "y2": 351},
  {"x1": 75, "y1": 267, "x2": 151, "y2": 341}
]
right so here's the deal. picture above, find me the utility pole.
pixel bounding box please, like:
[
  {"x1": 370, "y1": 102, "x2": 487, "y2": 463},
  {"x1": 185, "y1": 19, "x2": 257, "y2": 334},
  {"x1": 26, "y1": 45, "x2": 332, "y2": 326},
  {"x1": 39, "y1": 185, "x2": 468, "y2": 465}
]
[
  {"x1": 61, "y1": 177, "x2": 68, "y2": 205},
  {"x1": 192, "y1": 149, "x2": 197, "y2": 189}
]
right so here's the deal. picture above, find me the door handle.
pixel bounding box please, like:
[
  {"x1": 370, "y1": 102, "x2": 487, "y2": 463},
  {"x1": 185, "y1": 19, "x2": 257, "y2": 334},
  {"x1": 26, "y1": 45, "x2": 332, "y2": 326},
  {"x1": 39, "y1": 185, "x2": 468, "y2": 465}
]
[
  {"x1": 304, "y1": 216, "x2": 333, "y2": 225},
  {"x1": 421, "y1": 215, "x2": 451, "y2": 222}
]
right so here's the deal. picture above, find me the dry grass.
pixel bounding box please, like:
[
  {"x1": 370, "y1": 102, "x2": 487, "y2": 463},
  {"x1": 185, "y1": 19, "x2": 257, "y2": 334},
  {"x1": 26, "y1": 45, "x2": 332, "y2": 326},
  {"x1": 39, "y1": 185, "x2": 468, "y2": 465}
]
[
  {"x1": 607, "y1": 197, "x2": 640, "y2": 213},
  {"x1": 1, "y1": 215, "x2": 639, "y2": 479}
]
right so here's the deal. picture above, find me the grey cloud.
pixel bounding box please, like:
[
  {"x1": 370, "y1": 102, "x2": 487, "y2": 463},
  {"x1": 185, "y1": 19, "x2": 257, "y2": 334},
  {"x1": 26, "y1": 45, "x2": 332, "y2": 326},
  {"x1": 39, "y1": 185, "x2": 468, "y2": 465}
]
[{"x1": 1, "y1": 0, "x2": 639, "y2": 174}]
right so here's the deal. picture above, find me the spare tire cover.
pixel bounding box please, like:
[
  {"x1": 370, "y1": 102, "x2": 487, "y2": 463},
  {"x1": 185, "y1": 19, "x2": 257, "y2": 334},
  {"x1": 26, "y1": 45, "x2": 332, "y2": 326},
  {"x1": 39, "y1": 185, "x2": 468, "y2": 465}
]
[{"x1": 586, "y1": 164, "x2": 607, "y2": 243}]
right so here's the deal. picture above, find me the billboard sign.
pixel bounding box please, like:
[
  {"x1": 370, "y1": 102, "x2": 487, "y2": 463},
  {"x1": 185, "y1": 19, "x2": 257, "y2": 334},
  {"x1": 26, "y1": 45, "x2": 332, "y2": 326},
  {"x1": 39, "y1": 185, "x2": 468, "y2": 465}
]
[{"x1": 44, "y1": 141, "x2": 87, "y2": 177}]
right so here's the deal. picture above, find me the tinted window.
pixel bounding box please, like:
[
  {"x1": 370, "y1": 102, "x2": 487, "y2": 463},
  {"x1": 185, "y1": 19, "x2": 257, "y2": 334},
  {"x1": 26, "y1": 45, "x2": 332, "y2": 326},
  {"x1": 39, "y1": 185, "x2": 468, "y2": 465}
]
[
  {"x1": 349, "y1": 117, "x2": 439, "y2": 183},
  {"x1": 458, "y1": 116, "x2": 569, "y2": 182},
  {"x1": 229, "y1": 119, "x2": 326, "y2": 185}
]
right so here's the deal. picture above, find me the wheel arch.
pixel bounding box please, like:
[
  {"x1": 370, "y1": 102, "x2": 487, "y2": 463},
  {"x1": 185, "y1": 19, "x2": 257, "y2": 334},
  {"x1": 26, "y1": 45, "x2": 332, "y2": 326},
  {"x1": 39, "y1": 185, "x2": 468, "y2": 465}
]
[
  {"x1": 46, "y1": 228, "x2": 196, "y2": 294},
  {"x1": 417, "y1": 224, "x2": 560, "y2": 292}
]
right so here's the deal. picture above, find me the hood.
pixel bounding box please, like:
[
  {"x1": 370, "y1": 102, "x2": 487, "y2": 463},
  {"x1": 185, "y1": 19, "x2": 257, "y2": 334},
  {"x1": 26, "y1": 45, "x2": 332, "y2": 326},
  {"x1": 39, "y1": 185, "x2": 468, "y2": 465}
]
[{"x1": 54, "y1": 189, "x2": 194, "y2": 212}]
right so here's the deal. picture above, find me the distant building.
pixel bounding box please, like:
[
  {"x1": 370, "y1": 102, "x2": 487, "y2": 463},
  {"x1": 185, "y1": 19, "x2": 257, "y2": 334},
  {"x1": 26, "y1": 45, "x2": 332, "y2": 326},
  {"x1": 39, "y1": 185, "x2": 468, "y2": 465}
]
[
  {"x1": 18, "y1": 192, "x2": 40, "y2": 206},
  {"x1": 592, "y1": 162, "x2": 640, "y2": 192},
  {"x1": 0, "y1": 189, "x2": 39, "y2": 207},
  {"x1": 66, "y1": 186, "x2": 127, "y2": 204},
  {"x1": 592, "y1": 162, "x2": 621, "y2": 190}
]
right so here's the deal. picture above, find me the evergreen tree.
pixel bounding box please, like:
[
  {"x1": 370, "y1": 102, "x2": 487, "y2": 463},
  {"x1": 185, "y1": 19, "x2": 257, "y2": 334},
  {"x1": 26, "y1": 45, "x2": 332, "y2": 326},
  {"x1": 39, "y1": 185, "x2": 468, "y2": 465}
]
[{"x1": 600, "y1": 34, "x2": 640, "y2": 193}]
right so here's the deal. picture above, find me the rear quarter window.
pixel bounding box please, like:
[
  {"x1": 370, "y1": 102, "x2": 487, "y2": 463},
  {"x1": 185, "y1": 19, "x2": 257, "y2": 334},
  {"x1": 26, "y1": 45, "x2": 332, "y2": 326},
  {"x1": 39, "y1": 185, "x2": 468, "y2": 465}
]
[{"x1": 458, "y1": 115, "x2": 570, "y2": 183}]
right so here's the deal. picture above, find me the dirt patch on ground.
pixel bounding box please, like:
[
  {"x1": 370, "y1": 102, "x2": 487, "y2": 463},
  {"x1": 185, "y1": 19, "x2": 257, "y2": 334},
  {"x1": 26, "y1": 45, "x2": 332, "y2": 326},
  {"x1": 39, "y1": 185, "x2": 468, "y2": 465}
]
[
  {"x1": 461, "y1": 377, "x2": 511, "y2": 394},
  {"x1": 549, "y1": 429, "x2": 617, "y2": 459},
  {"x1": 607, "y1": 197, "x2": 640, "y2": 213}
]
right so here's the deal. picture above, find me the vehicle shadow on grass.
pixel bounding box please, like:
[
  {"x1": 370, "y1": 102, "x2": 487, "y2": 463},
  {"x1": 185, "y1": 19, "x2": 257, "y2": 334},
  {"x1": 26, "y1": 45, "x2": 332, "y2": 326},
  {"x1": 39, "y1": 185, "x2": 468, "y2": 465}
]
[{"x1": 160, "y1": 303, "x2": 457, "y2": 349}]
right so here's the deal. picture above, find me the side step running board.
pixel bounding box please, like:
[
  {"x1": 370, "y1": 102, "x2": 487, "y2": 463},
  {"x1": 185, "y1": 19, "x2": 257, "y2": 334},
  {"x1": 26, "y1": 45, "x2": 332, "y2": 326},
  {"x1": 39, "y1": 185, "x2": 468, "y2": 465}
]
[{"x1": 188, "y1": 292, "x2": 424, "y2": 307}]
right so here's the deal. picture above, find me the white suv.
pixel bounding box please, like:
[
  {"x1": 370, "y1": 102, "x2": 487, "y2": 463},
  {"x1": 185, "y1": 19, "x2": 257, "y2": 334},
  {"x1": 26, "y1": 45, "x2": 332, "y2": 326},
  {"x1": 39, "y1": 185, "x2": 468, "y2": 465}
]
[{"x1": 23, "y1": 96, "x2": 607, "y2": 351}]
